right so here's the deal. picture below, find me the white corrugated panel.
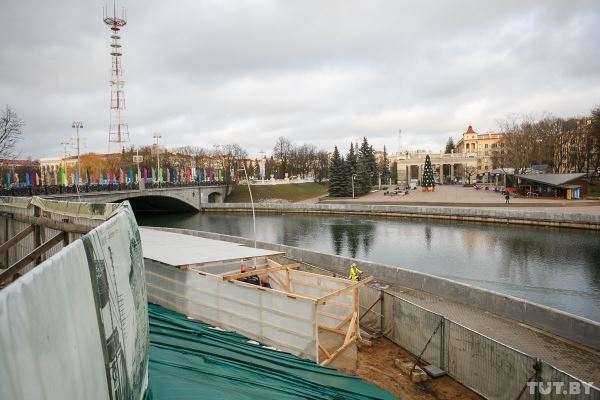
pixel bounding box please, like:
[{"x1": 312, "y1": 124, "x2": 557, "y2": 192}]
[{"x1": 140, "y1": 227, "x2": 283, "y2": 266}]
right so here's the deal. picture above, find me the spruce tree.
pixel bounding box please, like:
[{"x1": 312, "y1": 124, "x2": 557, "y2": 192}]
[
  {"x1": 379, "y1": 145, "x2": 390, "y2": 185},
  {"x1": 328, "y1": 146, "x2": 344, "y2": 197},
  {"x1": 346, "y1": 143, "x2": 357, "y2": 178},
  {"x1": 340, "y1": 156, "x2": 352, "y2": 197},
  {"x1": 422, "y1": 154, "x2": 435, "y2": 191}
]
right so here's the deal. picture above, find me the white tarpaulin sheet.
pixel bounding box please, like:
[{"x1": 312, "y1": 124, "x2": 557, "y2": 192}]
[
  {"x1": 139, "y1": 227, "x2": 283, "y2": 266},
  {"x1": 145, "y1": 259, "x2": 318, "y2": 361},
  {"x1": 0, "y1": 205, "x2": 148, "y2": 400}
]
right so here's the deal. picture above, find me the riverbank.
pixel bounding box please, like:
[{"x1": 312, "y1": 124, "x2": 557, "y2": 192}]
[
  {"x1": 226, "y1": 182, "x2": 328, "y2": 202},
  {"x1": 202, "y1": 201, "x2": 600, "y2": 230}
]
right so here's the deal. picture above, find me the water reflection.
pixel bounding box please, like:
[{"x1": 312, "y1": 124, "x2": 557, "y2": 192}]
[
  {"x1": 137, "y1": 212, "x2": 600, "y2": 321},
  {"x1": 330, "y1": 220, "x2": 375, "y2": 258}
]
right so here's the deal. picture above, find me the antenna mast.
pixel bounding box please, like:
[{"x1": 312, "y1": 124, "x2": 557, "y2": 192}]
[{"x1": 104, "y1": 1, "x2": 130, "y2": 153}]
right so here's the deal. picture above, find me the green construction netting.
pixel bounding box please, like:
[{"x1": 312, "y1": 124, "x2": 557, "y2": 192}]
[{"x1": 147, "y1": 303, "x2": 397, "y2": 400}]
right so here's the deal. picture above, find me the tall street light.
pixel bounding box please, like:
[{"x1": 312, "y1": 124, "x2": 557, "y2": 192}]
[
  {"x1": 71, "y1": 121, "x2": 83, "y2": 185},
  {"x1": 239, "y1": 162, "x2": 257, "y2": 249},
  {"x1": 153, "y1": 133, "x2": 161, "y2": 185}
]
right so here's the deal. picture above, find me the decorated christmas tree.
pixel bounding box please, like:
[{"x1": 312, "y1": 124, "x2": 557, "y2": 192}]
[{"x1": 422, "y1": 154, "x2": 435, "y2": 191}]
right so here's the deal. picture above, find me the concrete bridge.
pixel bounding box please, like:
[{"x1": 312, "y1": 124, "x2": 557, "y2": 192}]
[{"x1": 42, "y1": 185, "x2": 228, "y2": 212}]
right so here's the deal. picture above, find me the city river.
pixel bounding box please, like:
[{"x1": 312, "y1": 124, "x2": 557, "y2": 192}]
[{"x1": 137, "y1": 212, "x2": 600, "y2": 322}]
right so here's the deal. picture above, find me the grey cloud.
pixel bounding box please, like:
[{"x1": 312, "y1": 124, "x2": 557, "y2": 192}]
[{"x1": 1, "y1": 0, "x2": 599, "y2": 159}]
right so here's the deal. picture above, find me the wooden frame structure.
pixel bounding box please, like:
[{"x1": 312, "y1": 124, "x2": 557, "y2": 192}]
[
  {"x1": 0, "y1": 206, "x2": 93, "y2": 286},
  {"x1": 218, "y1": 258, "x2": 373, "y2": 367}
]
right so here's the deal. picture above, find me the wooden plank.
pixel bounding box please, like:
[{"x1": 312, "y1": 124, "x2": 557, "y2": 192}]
[
  {"x1": 317, "y1": 276, "x2": 373, "y2": 304},
  {"x1": 33, "y1": 206, "x2": 42, "y2": 265},
  {"x1": 269, "y1": 273, "x2": 290, "y2": 292},
  {"x1": 334, "y1": 312, "x2": 354, "y2": 330},
  {"x1": 318, "y1": 343, "x2": 332, "y2": 359},
  {"x1": 222, "y1": 264, "x2": 299, "y2": 281},
  {"x1": 0, "y1": 225, "x2": 34, "y2": 256},
  {"x1": 292, "y1": 279, "x2": 340, "y2": 293},
  {"x1": 320, "y1": 336, "x2": 357, "y2": 366},
  {"x1": 267, "y1": 258, "x2": 282, "y2": 268},
  {"x1": 2, "y1": 213, "x2": 92, "y2": 234},
  {"x1": 0, "y1": 231, "x2": 65, "y2": 283},
  {"x1": 3, "y1": 219, "x2": 8, "y2": 268},
  {"x1": 318, "y1": 324, "x2": 346, "y2": 336},
  {"x1": 344, "y1": 312, "x2": 357, "y2": 345},
  {"x1": 291, "y1": 268, "x2": 353, "y2": 284}
]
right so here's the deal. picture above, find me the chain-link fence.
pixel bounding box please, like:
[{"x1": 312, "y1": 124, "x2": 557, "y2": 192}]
[{"x1": 359, "y1": 285, "x2": 600, "y2": 400}]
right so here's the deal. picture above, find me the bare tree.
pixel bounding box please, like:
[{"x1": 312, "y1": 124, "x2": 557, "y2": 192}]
[
  {"x1": 464, "y1": 166, "x2": 477, "y2": 184},
  {"x1": 273, "y1": 136, "x2": 292, "y2": 179},
  {"x1": 0, "y1": 106, "x2": 24, "y2": 159},
  {"x1": 214, "y1": 143, "x2": 247, "y2": 198}
]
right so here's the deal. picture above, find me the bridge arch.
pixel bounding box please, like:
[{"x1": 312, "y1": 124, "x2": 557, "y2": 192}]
[
  {"x1": 207, "y1": 191, "x2": 222, "y2": 203},
  {"x1": 115, "y1": 195, "x2": 198, "y2": 213}
]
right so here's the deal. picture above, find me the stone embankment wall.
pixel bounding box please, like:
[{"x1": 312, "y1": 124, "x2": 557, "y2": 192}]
[{"x1": 202, "y1": 202, "x2": 600, "y2": 230}]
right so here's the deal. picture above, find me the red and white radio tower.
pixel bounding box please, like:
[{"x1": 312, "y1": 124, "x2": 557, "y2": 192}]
[{"x1": 104, "y1": 1, "x2": 130, "y2": 153}]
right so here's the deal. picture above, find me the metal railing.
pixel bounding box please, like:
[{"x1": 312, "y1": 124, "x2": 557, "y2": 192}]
[{"x1": 0, "y1": 181, "x2": 225, "y2": 197}]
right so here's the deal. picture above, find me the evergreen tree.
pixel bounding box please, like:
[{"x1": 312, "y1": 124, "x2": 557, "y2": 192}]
[
  {"x1": 354, "y1": 137, "x2": 376, "y2": 195},
  {"x1": 379, "y1": 145, "x2": 390, "y2": 184},
  {"x1": 346, "y1": 143, "x2": 357, "y2": 177},
  {"x1": 328, "y1": 146, "x2": 344, "y2": 197},
  {"x1": 422, "y1": 154, "x2": 435, "y2": 191},
  {"x1": 340, "y1": 156, "x2": 352, "y2": 197},
  {"x1": 355, "y1": 158, "x2": 370, "y2": 195}
]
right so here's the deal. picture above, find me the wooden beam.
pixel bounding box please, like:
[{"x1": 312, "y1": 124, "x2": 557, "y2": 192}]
[
  {"x1": 344, "y1": 312, "x2": 357, "y2": 345},
  {"x1": 222, "y1": 264, "x2": 299, "y2": 281},
  {"x1": 334, "y1": 312, "x2": 354, "y2": 330},
  {"x1": 0, "y1": 231, "x2": 65, "y2": 283},
  {"x1": 269, "y1": 273, "x2": 290, "y2": 292},
  {"x1": 318, "y1": 324, "x2": 346, "y2": 336},
  {"x1": 291, "y1": 268, "x2": 352, "y2": 284},
  {"x1": 318, "y1": 343, "x2": 331, "y2": 359},
  {"x1": 0, "y1": 225, "x2": 34, "y2": 258},
  {"x1": 1, "y1": 213, "x2": 92, "y2": 234},
  {"x1": 317, "y1": 276, "x2": 373, "y2": 304},
  {"x1": 320, "y1": 336, "x2": 357, "y2": 366}
]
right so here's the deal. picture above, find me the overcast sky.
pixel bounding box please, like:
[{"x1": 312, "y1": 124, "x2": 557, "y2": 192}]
[{"x1": 2, "y1": 0, "x2": 599, "y2": 159}]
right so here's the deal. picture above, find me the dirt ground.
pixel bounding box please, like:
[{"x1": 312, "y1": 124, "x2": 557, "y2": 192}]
[{"x1": 356, "y1": 337, "x2": 482, "y2": 400}]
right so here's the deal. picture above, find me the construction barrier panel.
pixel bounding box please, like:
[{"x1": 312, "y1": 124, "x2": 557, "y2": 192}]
[
  {"x1": 146, "y1": 260, "x2": 318, "y2": 361},
  {"x1": 0, "y1": 204, "x2": 148, "y2": 400}
]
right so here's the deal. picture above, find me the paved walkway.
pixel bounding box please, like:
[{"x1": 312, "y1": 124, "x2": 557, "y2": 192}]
[{"x1": 317, "y1": 185, "x2": 600, "y2": 214}]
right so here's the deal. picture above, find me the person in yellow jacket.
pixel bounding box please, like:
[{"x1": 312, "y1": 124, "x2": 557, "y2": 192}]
[{"x1": 348, "y1": 263, "x2": 363, "y2": 281}]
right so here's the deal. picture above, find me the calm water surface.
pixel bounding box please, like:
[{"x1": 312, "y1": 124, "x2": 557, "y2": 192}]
[{"x1": 137, "y1": 212, "x2": 600, "y2": 321}]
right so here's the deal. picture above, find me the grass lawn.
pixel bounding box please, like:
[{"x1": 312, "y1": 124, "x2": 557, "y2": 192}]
[{"x1": 226, "y1": 182, "x2": 329, "y2": 203}]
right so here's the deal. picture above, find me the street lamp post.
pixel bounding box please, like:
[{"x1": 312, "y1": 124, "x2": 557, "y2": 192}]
[
  {"x1": 239, "y1": 163, "x2": 257, "y2": 249},
  {"x1": 71, "y1": 121, "x2": 83, "y2": 185},
  {"x1": 352, "y1": 174, "x2": 356, "y2": 198},
  {"x1": 153, "y1": 133, "x2": 161, "y2": 186}
]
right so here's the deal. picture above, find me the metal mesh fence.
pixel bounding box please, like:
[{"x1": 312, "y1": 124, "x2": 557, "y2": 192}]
[
  {"x1": 356, "y1": 284, "x2": 600, "y2": 400},
  {"x1": 538, "y1": 362, "x2": 600, "y2": 400}
]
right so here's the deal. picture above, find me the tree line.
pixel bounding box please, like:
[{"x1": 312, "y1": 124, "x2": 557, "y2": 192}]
[
  {"x1": 329, "y1": 137, "x2": 390, "y2": 197},
  {"x1": 491, "y1": 107, "x2": 600, "y2": 177}
]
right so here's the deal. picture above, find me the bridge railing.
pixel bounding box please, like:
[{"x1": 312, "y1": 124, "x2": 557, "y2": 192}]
[{"x1": 0, "y1": 181, "x2": 225, "y2": 197}]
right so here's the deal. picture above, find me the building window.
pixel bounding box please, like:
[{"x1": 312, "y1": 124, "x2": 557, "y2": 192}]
[
  {"x1": 485, "y1": 144, "x2": 488, "y2": 148},
  {"x1": 485, "y1": 165, "x2": 488, "y2": 170}
]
